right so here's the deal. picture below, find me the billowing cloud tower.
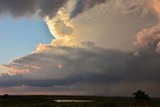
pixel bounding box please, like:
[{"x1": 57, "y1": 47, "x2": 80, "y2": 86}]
[{"x1": 0, "y1": 0, "x2": 160, "y2": 96}]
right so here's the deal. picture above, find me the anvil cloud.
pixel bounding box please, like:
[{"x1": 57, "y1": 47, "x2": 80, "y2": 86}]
[{"x1": 0, "y1": 0, "x2": 160, "y2": 96}]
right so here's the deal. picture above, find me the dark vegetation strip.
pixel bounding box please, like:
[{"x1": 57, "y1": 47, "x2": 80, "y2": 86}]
[{"x1": 0, "y1": 95, "x2": 159, "y2": 107}]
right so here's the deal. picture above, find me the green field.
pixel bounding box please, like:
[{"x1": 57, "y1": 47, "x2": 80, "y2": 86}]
[{"x1": 0, "y1": 95, "x2": 159, "y2": 107}]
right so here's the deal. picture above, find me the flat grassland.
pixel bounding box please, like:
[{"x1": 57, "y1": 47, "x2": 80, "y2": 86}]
[{"x1": 0, "y1": 95, "x2": 159, "y2": 107}]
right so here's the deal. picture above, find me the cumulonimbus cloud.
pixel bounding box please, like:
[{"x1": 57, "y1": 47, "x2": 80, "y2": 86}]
[
  {"x1": 0, "y1": 0, "x2": 108, "y2": 18},
  {"x1": 70, "y1": 0, "x2": 107, "y2": 19},
  {"x1": 1, "y1": 42, "x2": 160, "y2": 96},
  {"x1": 0, "y1": 0, "x2": 67, "y2": 18},
  {"x1": 134, "y1": 24, "x2": 160, "y2": 53},
  {"x1": 0, "y1": 0, "x2": 160, "y2": 96}
]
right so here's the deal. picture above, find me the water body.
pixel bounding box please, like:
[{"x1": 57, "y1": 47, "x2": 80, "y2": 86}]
[{"x1": 55, "y1": 100, "x2": 92, "y2": 102}]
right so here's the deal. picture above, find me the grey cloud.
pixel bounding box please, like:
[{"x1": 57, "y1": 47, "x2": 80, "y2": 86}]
[
  {"x1": 0, "y1": 0, "x2": 107, "y2": 18},
  {"x1": 0, "y1": 0, "x2": 67, "y2": 18},
  {"x1": 0, "y1": 73, "x2": 76, "y2": 87},
  {"x1": 70, "y1": 0, "x2": 107, "y2": 19},
  {"x1": 0, "y1": 0, "x2": 38, "y2": 17},
  {"x1": 1, "y1": 44, "x2": 160, "y2": 96},
  {"x1": 38, "y1": 0, "x2": 67, "y2": 18}
]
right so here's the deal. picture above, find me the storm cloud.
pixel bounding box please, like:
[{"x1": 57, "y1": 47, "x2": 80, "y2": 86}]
[
  {"x1": 0, "y1": 0, "x2": 67, "y2": 18},
  {"x1": 1, "y1": 43, "x2": 160, "y2": 96},
  {"x1": 0, "y1": 0, "x2": 108, "y2": 18},
  {"x1": 0, "y1": 0, "x2": 160, "y2": 96},
  {"x1": 70, "y1": 0, "x2": 107, "y2": 19}
]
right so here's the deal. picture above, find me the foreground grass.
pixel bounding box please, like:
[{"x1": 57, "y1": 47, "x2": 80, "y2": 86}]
[{"x1": 0, "y1": 95, "x2": 159, "y2": 107}]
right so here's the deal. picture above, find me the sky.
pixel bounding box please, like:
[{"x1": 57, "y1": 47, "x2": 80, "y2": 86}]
[
  {"x1": 0, "y1": 0, "x2": 160, "y2": 97},
  {"x1": 0, "y1": 16, "x2": 53, "y2": 64}
]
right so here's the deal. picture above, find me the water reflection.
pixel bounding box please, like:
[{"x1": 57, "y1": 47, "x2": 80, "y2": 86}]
[{"x1": 55, "y1": 100, "x2": 92, "y2": 102}]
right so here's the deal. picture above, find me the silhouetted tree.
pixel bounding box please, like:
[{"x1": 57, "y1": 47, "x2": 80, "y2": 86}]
[
  {"x1": 3, "y1": 94, "x2": 9, "y2": 98},
  {"x1": 133, "y1": 90, "x2": 150, "y2": 100}
]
